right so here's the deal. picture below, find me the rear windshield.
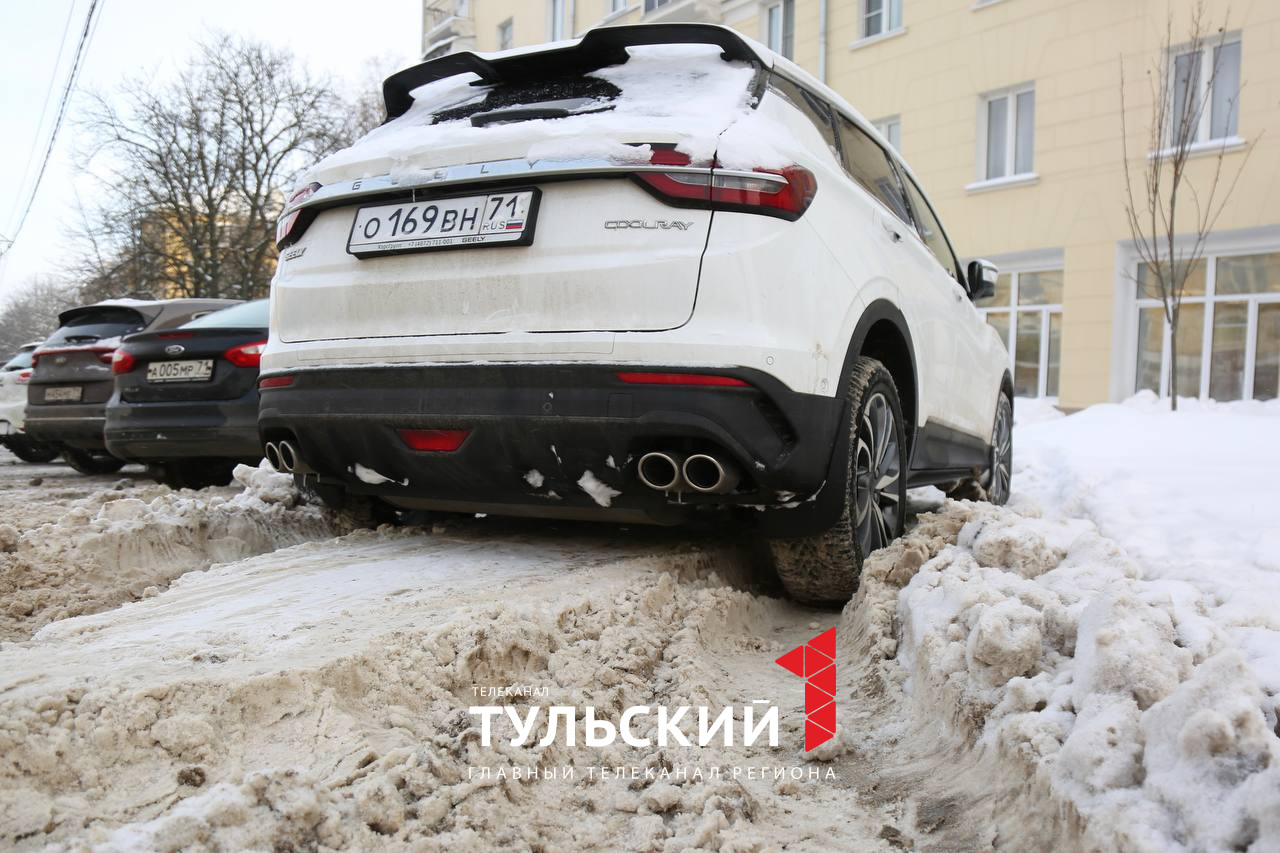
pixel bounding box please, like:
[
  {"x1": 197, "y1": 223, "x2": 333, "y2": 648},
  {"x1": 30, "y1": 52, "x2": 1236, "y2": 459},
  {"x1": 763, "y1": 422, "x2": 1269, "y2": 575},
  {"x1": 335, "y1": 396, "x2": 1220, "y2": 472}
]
[
  {"x1": 44, "y1": 307, "x2": 147, "y2": 346},
  {"x1": 2, "y1": 350, "x2": 33, "y2": 371},
  {"x1": 182, "y1": 299, "x2": 269, "y2": 330}
]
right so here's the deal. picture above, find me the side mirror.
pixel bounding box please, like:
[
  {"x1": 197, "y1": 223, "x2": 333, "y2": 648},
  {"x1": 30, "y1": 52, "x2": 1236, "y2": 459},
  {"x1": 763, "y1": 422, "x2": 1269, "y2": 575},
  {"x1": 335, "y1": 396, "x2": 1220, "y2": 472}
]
[{"x1": 966, "y1": 259, "x2": 998, "y2": 301}]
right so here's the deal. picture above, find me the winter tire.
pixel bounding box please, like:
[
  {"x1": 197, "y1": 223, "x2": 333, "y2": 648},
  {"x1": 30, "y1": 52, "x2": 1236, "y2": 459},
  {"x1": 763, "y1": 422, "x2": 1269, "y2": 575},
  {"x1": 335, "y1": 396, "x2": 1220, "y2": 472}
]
[
  {"x1": 985, "y1": 392, "x2": 1013, "y2": 505},
  {"x1": 5, "y1": 437, "x2": 60, "y2": 464},
  {"x1": 768, "y1": 356, "x2": 908, "y2": 605},
  {"x1": 62, "y1": 448, "x2": 126, "y2": 476}
]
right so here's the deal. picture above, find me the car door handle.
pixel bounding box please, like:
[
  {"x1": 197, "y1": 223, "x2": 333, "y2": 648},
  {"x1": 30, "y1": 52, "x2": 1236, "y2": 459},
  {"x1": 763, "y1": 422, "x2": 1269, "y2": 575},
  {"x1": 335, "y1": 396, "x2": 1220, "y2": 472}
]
[{"x1": 877, "y1": 214, "x2": 902, "y2": 243}]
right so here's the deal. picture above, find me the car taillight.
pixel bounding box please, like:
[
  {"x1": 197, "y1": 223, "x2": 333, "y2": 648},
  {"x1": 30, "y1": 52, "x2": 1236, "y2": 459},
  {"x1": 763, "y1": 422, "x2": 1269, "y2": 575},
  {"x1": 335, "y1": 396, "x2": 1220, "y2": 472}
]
[
  {"x1": 258, "y1": 375, "x2": 294, "y2": 389},
  {"x1": 225, "y1": 339, "x2": 267, "y2": 368},
  {"x1": 16, "y1": 370, "x2": 32, "y2": 385},
  {"x1": 398, "y1": 428, "x2": 470, "y2": 452},
  {"x1": 616, "y1": 371, "x2": 751, "y2": 388},
  {"x1": 276, "y1": 182, "x2": 322, "y2": 247},
  {"x1": 98, "y1": 351, "x2": 116, "y2": 365},
  {"x1": 110, "y1": 350, "x2": 136, "y2": 375},
  {"x1": 633, "y1": 148, "x2": 816, "y2": 220}
]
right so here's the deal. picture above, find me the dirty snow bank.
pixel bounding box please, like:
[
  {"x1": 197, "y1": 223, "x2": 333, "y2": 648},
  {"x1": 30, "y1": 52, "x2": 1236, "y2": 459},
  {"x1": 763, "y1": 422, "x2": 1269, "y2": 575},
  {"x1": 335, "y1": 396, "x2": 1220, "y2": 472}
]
[
  {"x1": 0, "y1": 530, "x2": 891, "y2": 850},
  {"x1": 0, "y1": 463, "x2": 351, "y2": 641},
  {"x1": 878, "y1": 395, "x2": 1280, "y2": 850}
]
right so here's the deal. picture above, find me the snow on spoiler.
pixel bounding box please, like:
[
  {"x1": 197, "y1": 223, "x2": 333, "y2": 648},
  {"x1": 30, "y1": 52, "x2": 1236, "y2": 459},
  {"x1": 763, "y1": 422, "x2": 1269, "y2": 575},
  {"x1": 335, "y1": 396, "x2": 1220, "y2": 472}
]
[{"x1": 381, "y1": 23, "x2": 770, "y2": 123}]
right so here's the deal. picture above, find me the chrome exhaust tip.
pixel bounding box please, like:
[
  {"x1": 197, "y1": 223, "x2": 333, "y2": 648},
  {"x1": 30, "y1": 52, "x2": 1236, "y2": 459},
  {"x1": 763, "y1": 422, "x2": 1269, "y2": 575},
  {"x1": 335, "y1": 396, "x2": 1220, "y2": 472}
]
[
  {"x1": 264, "y1": 441, "x2": 282, "y2": 472},
  {"x1": 277, "y1": 440, "x2": 299, "y2": 474},
  {"x1": 637, "y1": 451, "x2": 684, "y2": 492},
  {"x1": 683, "y1": 454, "x2": 740, "y2": 494}
]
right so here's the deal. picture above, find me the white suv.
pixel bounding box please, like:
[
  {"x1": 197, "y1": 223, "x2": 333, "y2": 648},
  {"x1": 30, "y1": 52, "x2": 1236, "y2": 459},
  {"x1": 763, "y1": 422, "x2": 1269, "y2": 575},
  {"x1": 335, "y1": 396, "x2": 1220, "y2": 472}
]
[{"x1": 261, "y1": 24, "x2": 1012, "y2": 603}]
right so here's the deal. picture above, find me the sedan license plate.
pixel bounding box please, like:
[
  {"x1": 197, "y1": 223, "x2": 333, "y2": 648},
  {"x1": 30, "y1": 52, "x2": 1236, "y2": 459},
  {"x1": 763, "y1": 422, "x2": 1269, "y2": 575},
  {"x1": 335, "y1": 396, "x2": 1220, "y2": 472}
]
[
  {"x1": 346, "y1": 189, "x2": 539, "y2": 257},
  {"x1": 147, "y1": 359, "x2": 214, "y2": 383},
  {"x1": 44, "y1": 386, "x2": 82, "y2": 402}
]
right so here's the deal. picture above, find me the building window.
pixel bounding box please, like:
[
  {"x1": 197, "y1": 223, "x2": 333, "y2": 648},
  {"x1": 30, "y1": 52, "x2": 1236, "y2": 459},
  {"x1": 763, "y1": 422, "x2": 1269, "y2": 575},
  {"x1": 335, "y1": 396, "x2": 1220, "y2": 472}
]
[
  {"x1": 610, "y1": 0, "x2": 627, "y2": 12},
  {"x1": 454, "y1": 0, "x2": 470, "y2": 15},
  {"x1": 644, "y1": 0, "x2": 670, "y2": 12},
  {"x1": 978, "y1": 270, "x2": 1063, "y2": 398},
  {"x1": 1134, "y1": 251, "x2": 1280, "y2": 401},
  {"x1": 862, "y1": 0, "x2": 902, "y2": 39},
  {"x1": 873, "y1": 116, "x2": 901, "y2": 150},
  {"x1": 498, "y1": 18, "x2": 514, "y2": 50},
  {"x1": 764, "y1": 1, "x2": 795, "y2": 59},
  {"x1": 1170, "y1": 35, "x2": 1241, "y2": 145},
  {"x1": 981, "y1": 85, "x2": 1034, "y2": 180},
  {"x1": 549, "y1": 0, "x2": 566, "y2": 39}
]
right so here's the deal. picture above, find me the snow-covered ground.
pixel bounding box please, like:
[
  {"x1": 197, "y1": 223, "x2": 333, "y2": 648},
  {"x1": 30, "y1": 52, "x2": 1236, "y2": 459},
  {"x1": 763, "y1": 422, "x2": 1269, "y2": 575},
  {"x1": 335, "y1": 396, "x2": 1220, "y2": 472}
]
[{"x1": 0, "y1": 397, "x2": 1277, "y2": 850}]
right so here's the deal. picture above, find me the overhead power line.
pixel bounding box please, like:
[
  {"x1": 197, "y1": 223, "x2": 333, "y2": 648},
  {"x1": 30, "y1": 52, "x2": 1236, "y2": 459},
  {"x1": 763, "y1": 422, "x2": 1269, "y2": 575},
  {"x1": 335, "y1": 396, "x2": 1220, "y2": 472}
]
[{"x1": 0, "y1": 0, "x2": 105, "y2": 259}]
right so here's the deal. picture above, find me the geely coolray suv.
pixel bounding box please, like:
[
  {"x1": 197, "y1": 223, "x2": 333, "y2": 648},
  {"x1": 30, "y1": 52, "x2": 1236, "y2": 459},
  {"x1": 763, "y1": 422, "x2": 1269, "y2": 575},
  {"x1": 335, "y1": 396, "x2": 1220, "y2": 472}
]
[{"x1": 260, "y1": 24, "x2": 1013, "y2": 603}]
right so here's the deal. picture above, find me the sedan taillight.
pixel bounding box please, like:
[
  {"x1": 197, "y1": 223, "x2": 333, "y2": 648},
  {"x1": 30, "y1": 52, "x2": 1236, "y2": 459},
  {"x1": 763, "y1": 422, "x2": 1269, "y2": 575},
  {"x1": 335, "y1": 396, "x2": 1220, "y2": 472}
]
[{"x1": 225, "y1": 340, "x2": 267, "y2": 368}]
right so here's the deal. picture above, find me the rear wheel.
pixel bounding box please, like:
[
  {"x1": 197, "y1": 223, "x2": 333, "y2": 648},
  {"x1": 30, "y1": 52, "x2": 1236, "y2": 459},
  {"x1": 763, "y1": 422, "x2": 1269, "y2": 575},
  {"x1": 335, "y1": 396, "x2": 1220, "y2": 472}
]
[
  {"x1": 5, "y1": 436, "x2": 60, "y2": 464},
  {"x1": 156, "y1": 460, "x2": 236, "y2": 490},
  {"x1": 984, "y1": 393, "x2": 1013, "y2": 505},
  {"x1": 62, "y1": 448, "x2": 126, "y2": 476},
  {"x1": 767, "y1": 357, "x2": 908, "y2": 605}
]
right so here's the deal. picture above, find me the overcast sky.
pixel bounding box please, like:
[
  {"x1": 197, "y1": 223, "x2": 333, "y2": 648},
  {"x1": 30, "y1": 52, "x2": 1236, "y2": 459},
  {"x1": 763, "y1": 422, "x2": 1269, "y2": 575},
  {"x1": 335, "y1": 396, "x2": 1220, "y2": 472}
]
[{"x1": 0, "y1": 0, "x2": 421, "y2": 296}]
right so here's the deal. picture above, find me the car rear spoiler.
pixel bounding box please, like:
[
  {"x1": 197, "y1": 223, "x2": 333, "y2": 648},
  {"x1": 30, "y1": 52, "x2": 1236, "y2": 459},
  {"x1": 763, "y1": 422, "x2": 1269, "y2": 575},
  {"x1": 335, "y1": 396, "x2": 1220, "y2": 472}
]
[
  {"x1": 57, "y1": 303, "x2": 156, "y2": 328},
  {"x1": 382, "y1": 23, "x2": 769, "y2": 122}
]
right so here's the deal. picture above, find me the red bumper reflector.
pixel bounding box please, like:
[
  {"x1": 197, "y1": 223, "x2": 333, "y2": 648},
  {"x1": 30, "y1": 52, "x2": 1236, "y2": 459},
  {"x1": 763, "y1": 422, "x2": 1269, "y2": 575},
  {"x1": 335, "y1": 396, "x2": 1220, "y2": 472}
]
[
  {"x1": 398, "y1": 428, "x2": 470, "y2": 452},
  {"x1": 258, "y1": 375, "x2": 295, "y2": 389},
  {"x1": 615, "y1": 371, "x2": 750, "y2": 388}
]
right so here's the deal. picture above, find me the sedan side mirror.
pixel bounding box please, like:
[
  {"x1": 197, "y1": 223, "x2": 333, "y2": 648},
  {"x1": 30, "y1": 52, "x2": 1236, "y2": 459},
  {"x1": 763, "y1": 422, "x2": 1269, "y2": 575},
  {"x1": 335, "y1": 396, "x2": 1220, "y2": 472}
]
[{"x1": 966, "y1": 259, "x2": 998, "y2": 301}]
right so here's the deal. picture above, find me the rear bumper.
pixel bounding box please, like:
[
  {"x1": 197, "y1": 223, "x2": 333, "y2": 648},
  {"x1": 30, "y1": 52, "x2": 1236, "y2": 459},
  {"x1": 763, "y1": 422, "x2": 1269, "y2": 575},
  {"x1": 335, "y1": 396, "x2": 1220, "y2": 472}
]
[
  {"x1": 258, "y1": 364, "x2": 844, "y2": 525},
  {"x1": 23, "y1": 403, "x2": 107, "y2": 450},
  {"x1": 104, "y1": 391, "x2": 262, "y2": 462}
]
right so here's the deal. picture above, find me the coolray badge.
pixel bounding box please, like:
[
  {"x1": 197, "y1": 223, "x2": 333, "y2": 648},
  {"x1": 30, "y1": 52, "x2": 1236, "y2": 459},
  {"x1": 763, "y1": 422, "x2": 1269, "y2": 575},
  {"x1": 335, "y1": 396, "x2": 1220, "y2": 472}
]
[
  {"x1": 604, "y1": 220, "x2": 693, "y2": 230},
  {"x1": 775, "y1": 627, "x2": 836, "y2": 750}
]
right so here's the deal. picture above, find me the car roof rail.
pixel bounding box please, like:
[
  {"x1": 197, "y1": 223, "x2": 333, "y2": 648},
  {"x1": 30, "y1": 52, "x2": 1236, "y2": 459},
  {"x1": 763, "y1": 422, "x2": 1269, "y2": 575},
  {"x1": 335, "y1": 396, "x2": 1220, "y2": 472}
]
[{"x1": 382, "y1": 23, "x2": 767, "y2": 122}]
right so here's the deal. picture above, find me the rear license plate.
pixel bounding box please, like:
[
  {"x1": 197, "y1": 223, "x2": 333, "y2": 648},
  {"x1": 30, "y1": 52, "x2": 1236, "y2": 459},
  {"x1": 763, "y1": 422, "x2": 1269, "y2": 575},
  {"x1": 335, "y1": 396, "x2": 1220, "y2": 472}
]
[
  {"x1": 147, "y1": 359, "x2": 214, "y2": 383},
  {"x1": 45, "y1": 386, "x2": 82, "y2": 402},
  {"x1": 346, "y1": 188, "x2": 539, "y2": 258}
]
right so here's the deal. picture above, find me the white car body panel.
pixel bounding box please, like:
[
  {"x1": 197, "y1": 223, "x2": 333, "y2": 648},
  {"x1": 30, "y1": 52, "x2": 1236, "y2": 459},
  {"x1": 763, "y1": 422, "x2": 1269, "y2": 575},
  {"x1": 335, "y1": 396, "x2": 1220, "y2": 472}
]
[{"x1": 265, "y1": 25, "x2": 1009, "y2": 453}]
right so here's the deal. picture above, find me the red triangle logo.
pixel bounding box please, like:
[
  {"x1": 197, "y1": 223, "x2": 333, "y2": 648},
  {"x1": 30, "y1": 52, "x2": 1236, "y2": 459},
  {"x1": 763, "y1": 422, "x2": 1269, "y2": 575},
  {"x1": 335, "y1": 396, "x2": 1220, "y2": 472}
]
[
  {"x1": 809, "y1": 700, "x2": 836, "y2": 734},
  {"x1": 808, "y1": 662, "x2": 836, "y2": 697},
  {"x1": 805, "y1": 681, "x2": 834, "y2": 714},
  {"x1": 808, "y1": 627, "x2": 836, "y2": 659},
  {"x1": 805, "y1": 718, "x2": 835, "y2": 751},
  {"x1": 775, "y1": 645, "x2": 805, "y2": 678}
]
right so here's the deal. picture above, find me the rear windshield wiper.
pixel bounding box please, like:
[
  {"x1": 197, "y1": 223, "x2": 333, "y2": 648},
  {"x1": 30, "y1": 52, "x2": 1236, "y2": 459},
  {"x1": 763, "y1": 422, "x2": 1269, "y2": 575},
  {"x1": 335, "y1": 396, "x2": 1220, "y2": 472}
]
[{"x1": 470, "y1": 99, "x2": 615, "y2": 127}]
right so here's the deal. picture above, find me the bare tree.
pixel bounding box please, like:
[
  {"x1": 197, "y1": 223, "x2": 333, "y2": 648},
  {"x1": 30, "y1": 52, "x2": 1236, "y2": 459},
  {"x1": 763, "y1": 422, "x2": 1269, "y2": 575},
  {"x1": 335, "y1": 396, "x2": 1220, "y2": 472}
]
[
  {"x1": 1120, "y1": 2, "x2": 1255, "y2": 410},
  {"x1": 74, "y1": 34, "x2": 353, "y2": 302},
  {"x1": 0, "y1": 277, "x2": 78, "y2": 356}
]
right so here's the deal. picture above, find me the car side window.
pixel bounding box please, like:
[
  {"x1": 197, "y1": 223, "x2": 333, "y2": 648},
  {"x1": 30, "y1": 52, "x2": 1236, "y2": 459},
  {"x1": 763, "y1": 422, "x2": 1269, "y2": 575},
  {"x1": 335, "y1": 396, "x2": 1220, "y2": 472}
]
[
  {"x1": 767, "y1": 76, "x2": 840, "y2": 161},
  {"x1": 897, "y1": 169, "x2": 964, "y2": 283},
  {"x1": 833, "y1": 115, "x2": 913, "y2": 226}
]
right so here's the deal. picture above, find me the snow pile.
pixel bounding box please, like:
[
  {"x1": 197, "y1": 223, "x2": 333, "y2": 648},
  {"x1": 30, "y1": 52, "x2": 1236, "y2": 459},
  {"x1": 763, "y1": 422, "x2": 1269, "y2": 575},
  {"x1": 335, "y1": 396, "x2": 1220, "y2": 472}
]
[
  {"x1": 0, "y1": 462, "x2": 351, "y2": 641},
  {"x1": 302, "y1": 44, "x2": 787, "y2": 187},
  {"x1": 0, "y1": 533, "x2": 866, "y2": 850},
  {"x1": 880, "y1": 397, "x2": 1280, "y2": 849}
]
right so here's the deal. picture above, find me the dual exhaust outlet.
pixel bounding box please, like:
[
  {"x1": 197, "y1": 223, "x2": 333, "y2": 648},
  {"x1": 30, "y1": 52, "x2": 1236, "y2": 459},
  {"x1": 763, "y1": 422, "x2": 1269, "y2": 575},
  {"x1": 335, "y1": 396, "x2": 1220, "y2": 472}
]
[
  {"x1": 637, "y1": 451, "x2": 740, "y2": 495},
  {"x1": 263, "y1": 440, "x2": 312, "y2": 474}
]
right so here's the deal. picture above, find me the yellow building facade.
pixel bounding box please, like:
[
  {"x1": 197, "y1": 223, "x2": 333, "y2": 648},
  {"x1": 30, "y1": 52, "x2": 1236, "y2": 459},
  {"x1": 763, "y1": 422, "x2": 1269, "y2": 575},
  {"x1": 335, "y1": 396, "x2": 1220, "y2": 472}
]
[{"x1": 420, "y1": 0, "x2": 1280, "y2": 407}]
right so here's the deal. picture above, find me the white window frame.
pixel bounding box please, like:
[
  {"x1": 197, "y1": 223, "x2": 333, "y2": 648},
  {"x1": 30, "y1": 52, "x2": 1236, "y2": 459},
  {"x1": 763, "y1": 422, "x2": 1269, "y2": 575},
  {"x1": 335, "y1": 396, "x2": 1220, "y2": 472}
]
[
  {"x1": 860, "y1": 0, "x2": 902, "y2": 39},
  {"x1": 549, "y1": 0, "x2": 566, "y2": 40},
  {"x1": 1114, "y1": 227, "x2": 1280, "y2": 402},
  {"x1": 1167, "y1": 33, "x2": 1242, "y2": 148},
  {"x1": 1130, "y1": 253, "x2": 1280, "y2": 402},
  {"x1": 610, "y1": 0, "x2": 627, "y2": 11},
  {"x1": 497, "y1": 17, "x2": 514, "y2": 50},
  {"x1": 977, "y1": 262, "x2": 1064, "y2": 399},
  {"x1": 872, "y1": 116, "x2": 901, "y2": 150},
  {"x1": 978, "y1": 83, "x2": 1035, "y2": 182}
]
